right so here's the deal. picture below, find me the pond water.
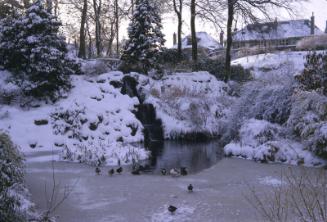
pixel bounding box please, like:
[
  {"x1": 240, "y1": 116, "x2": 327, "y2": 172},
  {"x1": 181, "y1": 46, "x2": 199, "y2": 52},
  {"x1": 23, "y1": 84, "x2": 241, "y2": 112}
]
[{"x1": 140, "y1": 140, "x2": 224, "y2": 174}]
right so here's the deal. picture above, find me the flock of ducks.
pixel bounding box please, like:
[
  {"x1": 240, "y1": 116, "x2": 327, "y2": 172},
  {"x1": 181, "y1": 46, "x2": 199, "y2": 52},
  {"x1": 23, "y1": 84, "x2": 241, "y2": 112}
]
[{"x1": 94, "y1": 164, "x2": 193, "y2": 215}]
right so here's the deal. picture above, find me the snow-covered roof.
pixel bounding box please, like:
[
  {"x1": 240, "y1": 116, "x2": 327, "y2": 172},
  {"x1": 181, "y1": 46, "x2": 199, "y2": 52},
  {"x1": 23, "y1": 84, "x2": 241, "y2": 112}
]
[
  {"x1": 173, "y1": 32, "x2": 222, "y2": 50},
  {"x1": 233, "y1": 19, "x2": 324, "y2": 42}
]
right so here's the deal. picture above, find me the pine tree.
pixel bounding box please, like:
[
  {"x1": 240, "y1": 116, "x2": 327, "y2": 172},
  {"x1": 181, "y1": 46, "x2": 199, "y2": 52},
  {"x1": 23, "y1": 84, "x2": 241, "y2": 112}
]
[
  {"x1": 120, "y1": 0, "x2": 165, "y2": 74},
  {"x1": 0, "y1": 0, "x2": 79, "y2": 102}
]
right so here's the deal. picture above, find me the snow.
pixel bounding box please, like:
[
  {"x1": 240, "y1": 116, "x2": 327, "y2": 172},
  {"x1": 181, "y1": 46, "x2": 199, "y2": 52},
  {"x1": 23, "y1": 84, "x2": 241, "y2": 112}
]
[
  {"x1": 233, "y1": 19, "x2": 324, "y2": 42},
  {"x1": 131, "y1": 71, "x2": 233, "y2": 139},
  {"x1": 0, "y1": 71, "x2": 148, "y2": 166},
  {"x1": 231, "y1": 51, "x2": 308, "y2": 80},
  {"x1": 224, "y1": 51, "x2": 327, "y2": 166},
  {"x1": 258, "y1": 176, "x2": 286, "y2": 187}
]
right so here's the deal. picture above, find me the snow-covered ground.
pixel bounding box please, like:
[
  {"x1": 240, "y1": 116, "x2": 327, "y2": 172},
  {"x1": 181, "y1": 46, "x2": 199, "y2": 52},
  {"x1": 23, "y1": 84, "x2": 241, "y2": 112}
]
[
  {"x1": 0, "y1": 71, "x2": 148, "y2": 166},
  {"x1": 231, "y1": 51, "x2": 307, "y2": 80}
]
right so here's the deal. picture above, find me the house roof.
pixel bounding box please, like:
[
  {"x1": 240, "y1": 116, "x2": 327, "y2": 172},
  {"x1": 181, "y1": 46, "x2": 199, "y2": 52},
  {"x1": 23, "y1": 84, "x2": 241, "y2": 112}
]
[
  {"x1": 233, "y1": 19, "x2": 324, "y2": 42},
  {"x1": 173, "y1": 32, "x2": 223, "y2": 50}
]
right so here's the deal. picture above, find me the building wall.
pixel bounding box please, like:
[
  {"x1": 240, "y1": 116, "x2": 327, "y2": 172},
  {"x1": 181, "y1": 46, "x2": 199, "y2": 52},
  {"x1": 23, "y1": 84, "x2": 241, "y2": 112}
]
[{"x1": 233, "y1": 37, "x2": 304, "y2": 49}]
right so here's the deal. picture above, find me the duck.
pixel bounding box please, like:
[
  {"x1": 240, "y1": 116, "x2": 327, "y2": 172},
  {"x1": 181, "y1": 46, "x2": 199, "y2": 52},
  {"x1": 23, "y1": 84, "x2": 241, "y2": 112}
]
[
  {"x1": 116, "y1": 167, "x2": 123, "y2": 174},
  {"x1": 188, "y1": 184, "x2": 193, "y2": 192},
  {"x1": 95, "y1": 167, "x2": 101, "y2": 175},
  {"x1": 180, "y1": 167, "x2": 188, "y2": 176},
  {"x1": 170, "y1": 168, "x2": 180, "y2": 177},
  {"x1": 131, "y1": 169, "x2": 140, "y2": 175},
  {"x1": 108, "y1": 169, "x2": 114, "y2": 176},
  {"x1": 168, "y1": 205, "x2": 177, "y2": 214},
  {"x1": 161, "y1": 168, "x2": 167, "y2": 175}
]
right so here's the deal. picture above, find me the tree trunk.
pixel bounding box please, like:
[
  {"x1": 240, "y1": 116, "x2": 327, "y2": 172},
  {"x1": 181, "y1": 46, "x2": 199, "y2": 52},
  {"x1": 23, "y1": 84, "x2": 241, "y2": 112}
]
[
  {"x1": 115, "y1": 0, "x2": 119, "y2": 57},
  {"x1": 173, "y1": 0, "x2": 183, "y2": 58},
  {"x1": 23, "y1": 0, "x2": 30, "y2": 8},
  {"x1": 46, "y1": 0, "x2": 52, "y2": 13},
  {"x1": 225, "y1": 0, "x2": 234, "y2": 82},
  {"x1": 131, "y1": 0, "x2": 134, "y2": 15},
  {"x1": 93, "y1": 0, "x2": 102, "y2": 57},
  {"x1": 107, "y1": 22, "x2": 115, "y2": 56},
  {"x1": 54, "y1": 0, "x2": 58, "y2": 16},
  {"x1": 190, "y1": 0, "x2": 197, "y2": 63},
  {"x1": 86, "y1": 21, "x2": 93, "y2": 58},
  {"x1": 78, "y1": 0, "x2": 87, "y2": 59}
]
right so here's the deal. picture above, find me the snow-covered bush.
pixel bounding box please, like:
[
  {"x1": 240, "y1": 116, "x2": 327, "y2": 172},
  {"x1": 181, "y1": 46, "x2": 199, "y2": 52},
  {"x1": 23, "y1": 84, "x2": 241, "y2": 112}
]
[
  {"x1": 0, "y1": 70, "x2": 22, "y2": 105},
  {"x1": 296, "y1": 35, "x2": 327, "y2": 50},
  {"x1": 0, "y1": 0, "x2": 79, "y2": 102},
  {"x1": 224, "y1": 119, "x2": 321, "y2": 165},
  {"x1": 0, "y1": 132, "x2": 35, "y2": 222},
  {"x1": 81, "y1": 60, "x2": 109, "y2": 76},
  {"x1": 222, "y1": 80, "x2": 293, "y2": 144},
  {"x1": 287, "y1": 90, "x2": 327, "y2": 159},
  {"x1": 295, "y1": 52, "x2": 327, "y2": 95}
]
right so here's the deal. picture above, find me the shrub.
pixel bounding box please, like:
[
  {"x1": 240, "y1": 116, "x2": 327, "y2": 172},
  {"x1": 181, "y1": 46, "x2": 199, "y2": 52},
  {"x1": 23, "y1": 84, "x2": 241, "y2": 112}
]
[
  {"x1": 194, "y1": 58, "x2": 252, "y2": 82},
  {"x1": 287, "y1": 90, "x2": 327, "y2": 159},
  {"x1": 296, "y1": 35, "x2": 327, "y2": 51},
  {"x1": 0, "y1": 1, "x2": 80, "y2": 102},
  {"x1": 158, "y1": 48, "x2": 186, "y2": 65},
  {"x1": 0, "y1": 133, "x2": 34, "y2": 222},
  {"x1": 295, "y1": 52, "x2": 327, "y2": 95}
]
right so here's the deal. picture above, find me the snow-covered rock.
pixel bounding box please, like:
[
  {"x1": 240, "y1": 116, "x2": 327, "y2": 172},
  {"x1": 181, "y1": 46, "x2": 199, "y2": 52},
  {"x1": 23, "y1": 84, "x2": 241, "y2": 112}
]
[{"x1": 132, "y1": 71, "x2": 234, "y2": 139}]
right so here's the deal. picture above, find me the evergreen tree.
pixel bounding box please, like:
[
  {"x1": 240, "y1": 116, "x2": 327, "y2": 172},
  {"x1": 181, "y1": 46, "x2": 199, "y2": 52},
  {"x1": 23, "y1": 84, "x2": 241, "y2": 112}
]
[
  {"x1": 120, "y1": 0, "x2": 165, "y2": 74},
  {"x1": 0, "y1": 0, "x2": 79, "y2": 102}
]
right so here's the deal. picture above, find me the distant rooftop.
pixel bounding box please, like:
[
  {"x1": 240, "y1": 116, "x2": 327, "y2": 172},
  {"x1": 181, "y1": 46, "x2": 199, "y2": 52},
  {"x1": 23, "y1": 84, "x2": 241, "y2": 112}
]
[
  {"x1": 173, "y1": 32, "x2": 222, "y2": 50},
  {"x1": 233, "y1": 19, "x2": 324, "y2": 42}
]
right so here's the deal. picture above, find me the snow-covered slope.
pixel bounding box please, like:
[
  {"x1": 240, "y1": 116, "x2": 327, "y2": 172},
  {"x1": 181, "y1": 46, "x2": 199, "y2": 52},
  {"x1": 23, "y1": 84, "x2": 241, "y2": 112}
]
[
  {"x1": 0, "y1": 71, "x2": 148, "y2": 166},
  {"x1": 231, "y1": 51, "x2": 307, "y2": 80}
]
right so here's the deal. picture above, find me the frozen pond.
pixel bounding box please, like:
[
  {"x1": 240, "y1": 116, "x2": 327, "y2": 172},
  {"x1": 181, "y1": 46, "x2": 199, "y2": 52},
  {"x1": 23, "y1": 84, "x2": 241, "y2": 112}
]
[
  {"x1": 143, "y1": 140, "x2": 223, "y2": 174},
  {"x1": 24, "y1": 143, "x2": 321, "y2": 222}
]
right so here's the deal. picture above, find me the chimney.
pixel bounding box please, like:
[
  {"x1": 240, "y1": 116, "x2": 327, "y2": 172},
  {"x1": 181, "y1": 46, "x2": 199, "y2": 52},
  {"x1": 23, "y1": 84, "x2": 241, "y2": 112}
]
[
  {"x1": 220, "y1": 30, "x2": 224, "y2": 46},
  {"x1": 325, "y1": 20, "x2": 327, "y2": 34},
  {"x1": 311, "y1": 12, "x2": 315, "y2": 35},
  {"x1": 173, "y1": 32, "x2": 177, "y2": 45}
]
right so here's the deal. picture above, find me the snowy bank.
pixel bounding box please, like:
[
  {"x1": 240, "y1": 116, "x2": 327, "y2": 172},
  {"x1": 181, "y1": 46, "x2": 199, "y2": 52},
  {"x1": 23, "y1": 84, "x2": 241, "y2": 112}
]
[
  {"x1": 224, "y1": 119, "x2": 322, "y2": 166},
  {"x1": 0, "y1": 71, "x2": 148, "y2": 166}
]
